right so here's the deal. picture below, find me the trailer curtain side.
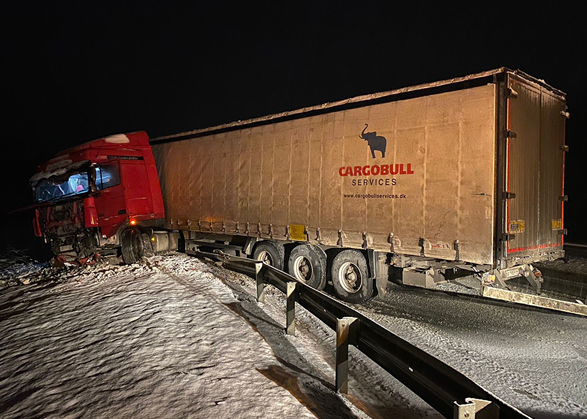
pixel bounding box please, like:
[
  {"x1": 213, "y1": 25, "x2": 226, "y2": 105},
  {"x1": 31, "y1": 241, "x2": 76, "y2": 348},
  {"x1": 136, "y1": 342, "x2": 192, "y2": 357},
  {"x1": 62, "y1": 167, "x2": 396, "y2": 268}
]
[{"x1": 153, "y1": 84, "x2": 497, "y2": 265}]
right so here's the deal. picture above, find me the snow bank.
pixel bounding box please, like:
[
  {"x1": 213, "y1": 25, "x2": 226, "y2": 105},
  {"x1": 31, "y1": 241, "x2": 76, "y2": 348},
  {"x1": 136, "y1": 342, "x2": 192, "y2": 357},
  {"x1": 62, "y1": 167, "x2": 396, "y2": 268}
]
[
  {"x1": 0, "y1": 253, "x2": 438, "y2": 418},
  {"x1": 0, "y1": 255, "x2": 315, "y2": 417}
]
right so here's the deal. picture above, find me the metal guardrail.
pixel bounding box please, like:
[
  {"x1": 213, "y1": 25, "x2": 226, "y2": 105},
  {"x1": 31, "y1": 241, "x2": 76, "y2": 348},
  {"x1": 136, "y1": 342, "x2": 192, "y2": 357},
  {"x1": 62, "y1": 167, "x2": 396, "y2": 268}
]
[
  {"x1": 564, "y1": 242, "x2": 587, "y2": 259},
  {"x1": 191, "y1": 249, "x2": 531, "y2": 419}
]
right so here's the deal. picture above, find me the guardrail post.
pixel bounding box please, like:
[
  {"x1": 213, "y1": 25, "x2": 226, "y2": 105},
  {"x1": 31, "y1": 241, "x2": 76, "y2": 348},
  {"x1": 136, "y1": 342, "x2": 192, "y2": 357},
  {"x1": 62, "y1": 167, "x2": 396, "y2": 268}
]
[
  {"x1": 454, "y1": 398, "x2": 499, "y2": 419},
  {"x1": 286, "y1": 282, "x2": 297, "y2": 336},
  {"x1": 336, "y1": 317, "x2": 359, "y2": 394},
  {"x1": 255, "y1": 262, "x2": 267, "y2": 303}
]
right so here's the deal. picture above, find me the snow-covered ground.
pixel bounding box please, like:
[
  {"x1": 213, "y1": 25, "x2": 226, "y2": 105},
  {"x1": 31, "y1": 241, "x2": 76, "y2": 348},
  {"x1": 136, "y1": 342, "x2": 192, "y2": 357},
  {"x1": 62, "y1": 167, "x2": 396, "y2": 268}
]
[
  {"x1": 538, "y1": 254, "x2": 587, "y2": 276},
  {"x1": 0, "y1": 253, "x2": 440, "y2": 418},
  {"x1": 0, "y1": 248, "x2": 48, "y2": 287},
  {"x1": 2, "y1": 250, "x2": 586, "y2": 418},
  {"x1": 355, "y1": 284, "x2": 587, "y2": 419}
]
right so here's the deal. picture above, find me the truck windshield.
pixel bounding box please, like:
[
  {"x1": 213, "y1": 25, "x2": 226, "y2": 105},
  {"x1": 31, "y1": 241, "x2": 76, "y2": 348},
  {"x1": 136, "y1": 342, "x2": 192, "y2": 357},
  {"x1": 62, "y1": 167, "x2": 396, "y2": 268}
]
[{"x1": 33, "y1": 172, "x2": 90, "y2": 203}]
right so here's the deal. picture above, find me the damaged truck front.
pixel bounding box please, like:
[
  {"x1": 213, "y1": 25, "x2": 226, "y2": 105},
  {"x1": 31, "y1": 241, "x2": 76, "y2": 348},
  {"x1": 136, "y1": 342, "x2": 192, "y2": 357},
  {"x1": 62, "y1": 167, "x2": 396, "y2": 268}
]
[{"x1": 30, "y1": 132, "x2": 177, "y2": 265}]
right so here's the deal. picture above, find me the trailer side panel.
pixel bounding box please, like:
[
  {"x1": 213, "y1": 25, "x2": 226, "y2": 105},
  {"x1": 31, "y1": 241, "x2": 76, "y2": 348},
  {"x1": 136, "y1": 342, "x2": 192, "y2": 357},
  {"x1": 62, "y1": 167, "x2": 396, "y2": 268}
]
[{"x1": 153, "y1": 84, "x2": 497, "y2": 265}]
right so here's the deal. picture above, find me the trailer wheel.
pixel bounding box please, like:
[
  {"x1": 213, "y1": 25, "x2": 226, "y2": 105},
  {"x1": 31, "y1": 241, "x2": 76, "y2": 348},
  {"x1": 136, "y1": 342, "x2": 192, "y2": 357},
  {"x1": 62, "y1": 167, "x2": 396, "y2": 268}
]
[
  {"x1": 253, "y1": 241, "x2": 284, "y2": 271},
  {"x1": 331, "y1": 250, "x2": 373, "y2": 303},
  {"x1": 288, "y1": 244, "x2": 327, "y2": 290},
  {"x1": 121, "y1": 228, "x2": 144, "y2": 264}
]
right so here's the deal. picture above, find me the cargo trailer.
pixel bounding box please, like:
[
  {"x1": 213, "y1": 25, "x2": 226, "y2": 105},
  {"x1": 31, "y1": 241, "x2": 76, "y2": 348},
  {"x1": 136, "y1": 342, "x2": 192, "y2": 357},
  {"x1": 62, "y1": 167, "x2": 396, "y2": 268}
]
[
  {"x1": 150, "y1": 68, "x2": 567, "y2": 303},
  {"x1": 29, "y1": 68, "x2": 568, "y2": 306}
]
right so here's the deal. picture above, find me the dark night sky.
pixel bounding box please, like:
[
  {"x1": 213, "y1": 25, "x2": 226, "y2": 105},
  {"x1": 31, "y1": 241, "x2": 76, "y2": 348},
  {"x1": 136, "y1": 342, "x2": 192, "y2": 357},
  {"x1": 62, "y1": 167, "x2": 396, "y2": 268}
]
[{"x1": 2, "y1": 2, "x2": 586, "y2": 255}]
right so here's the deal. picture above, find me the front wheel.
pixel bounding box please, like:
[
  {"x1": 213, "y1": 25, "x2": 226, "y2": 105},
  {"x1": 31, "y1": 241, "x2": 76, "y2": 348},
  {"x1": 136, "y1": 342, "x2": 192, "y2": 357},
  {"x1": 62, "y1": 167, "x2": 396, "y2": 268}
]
[
  {"x1": 121, "y1": 228, "x2": 144, "y2": 264},
  {"x1": 331, "y1": 250, "x2": 374, "y2": 303}
]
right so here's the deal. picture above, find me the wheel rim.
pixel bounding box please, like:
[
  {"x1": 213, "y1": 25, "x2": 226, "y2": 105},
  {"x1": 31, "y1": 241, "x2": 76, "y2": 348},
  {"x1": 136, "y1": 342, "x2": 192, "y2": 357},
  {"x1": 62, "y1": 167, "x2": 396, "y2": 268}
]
[
  {"x1": 338, "y1": 262, "x2": 362, "y2": 293},
  {"x1": 257, "y1": 250, "x2": 273, "y2": 266},
  {"x1": 293, "y1": 256, "x2": 313, "y2": 283}
]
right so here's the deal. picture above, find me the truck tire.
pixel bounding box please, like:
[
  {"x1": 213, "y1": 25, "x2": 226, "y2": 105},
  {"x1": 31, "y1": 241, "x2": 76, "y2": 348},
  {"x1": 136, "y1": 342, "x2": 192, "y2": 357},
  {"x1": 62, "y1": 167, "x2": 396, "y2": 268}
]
[
  {"x1": 121, "y1": 228, "x2": 144, "y2": 264},
  {"x1": 331, "y1": 250, "x2": 374, "y2": 303},
  {"x1": 253, "y1": 241, "x2": 285, "y2": 271},
  {"x1": 288, "y1": 244, "x2": 327, "y2": 290}
]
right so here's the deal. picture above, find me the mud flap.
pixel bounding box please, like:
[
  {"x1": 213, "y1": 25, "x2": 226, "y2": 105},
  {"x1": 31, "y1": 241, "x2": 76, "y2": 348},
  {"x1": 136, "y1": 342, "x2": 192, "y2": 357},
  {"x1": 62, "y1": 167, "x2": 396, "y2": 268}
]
[
  {"x1": 371, "y1": 250, "x2": 389, "y2": 297},
  {"x1": 376, "y1": 275, "x2": 388, "y2": 297}
]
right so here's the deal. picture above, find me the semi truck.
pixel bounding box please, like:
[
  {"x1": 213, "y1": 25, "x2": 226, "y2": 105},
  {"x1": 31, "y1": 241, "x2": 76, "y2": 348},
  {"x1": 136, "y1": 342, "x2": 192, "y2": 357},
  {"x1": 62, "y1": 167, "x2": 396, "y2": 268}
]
[{"x1": 30, "y1": 68, "x2": 568, "y2": 304}]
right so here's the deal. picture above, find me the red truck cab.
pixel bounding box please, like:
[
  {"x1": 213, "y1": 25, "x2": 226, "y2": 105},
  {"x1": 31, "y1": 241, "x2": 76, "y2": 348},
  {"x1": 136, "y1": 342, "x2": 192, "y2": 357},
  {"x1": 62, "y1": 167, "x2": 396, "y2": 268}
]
[{"x1": 30, "y1": 131, "x2": 165, "y2": 264}]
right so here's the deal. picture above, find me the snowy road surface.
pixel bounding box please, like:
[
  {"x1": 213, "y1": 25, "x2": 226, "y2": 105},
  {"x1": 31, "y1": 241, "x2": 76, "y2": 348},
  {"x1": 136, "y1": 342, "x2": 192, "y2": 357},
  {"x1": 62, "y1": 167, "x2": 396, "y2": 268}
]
[
  {"x1": 355, "y1": 281, "x2": 587, "y2": 419},
  {"x1": 0, "y1": 254, "x2": 440, "y2": 419}
]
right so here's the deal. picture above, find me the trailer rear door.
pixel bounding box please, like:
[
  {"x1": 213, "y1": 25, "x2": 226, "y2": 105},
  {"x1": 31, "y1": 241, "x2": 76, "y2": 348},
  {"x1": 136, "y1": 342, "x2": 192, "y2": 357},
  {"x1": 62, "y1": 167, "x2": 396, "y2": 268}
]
[{"x1": 505, "y1": 73, "x2": 566, "y2": 260}]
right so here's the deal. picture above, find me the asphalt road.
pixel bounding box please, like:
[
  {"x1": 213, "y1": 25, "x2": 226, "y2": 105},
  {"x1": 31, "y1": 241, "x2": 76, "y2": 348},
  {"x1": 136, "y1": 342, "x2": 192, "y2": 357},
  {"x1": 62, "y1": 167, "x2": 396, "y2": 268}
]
[{"x1": 353, "y1": 283, "x2": 587, "y2": 419}]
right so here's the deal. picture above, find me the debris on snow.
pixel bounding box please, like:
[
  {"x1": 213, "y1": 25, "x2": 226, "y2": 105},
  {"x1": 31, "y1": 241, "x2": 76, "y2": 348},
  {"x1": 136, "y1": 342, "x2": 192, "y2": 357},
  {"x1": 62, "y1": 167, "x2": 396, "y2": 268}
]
[{"x1": 0, "y1": 247, "x2": 48, "y2": 288}]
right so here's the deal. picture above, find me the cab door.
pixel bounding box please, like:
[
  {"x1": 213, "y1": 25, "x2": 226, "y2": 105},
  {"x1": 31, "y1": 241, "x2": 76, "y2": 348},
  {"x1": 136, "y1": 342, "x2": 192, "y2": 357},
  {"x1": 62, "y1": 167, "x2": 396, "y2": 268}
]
[
  {"x1": 119, "y1": 160, "x2": 152, "y2": 217},
  {"x1": 93, "y1": 161, "x2": 127, "y2": 238}
]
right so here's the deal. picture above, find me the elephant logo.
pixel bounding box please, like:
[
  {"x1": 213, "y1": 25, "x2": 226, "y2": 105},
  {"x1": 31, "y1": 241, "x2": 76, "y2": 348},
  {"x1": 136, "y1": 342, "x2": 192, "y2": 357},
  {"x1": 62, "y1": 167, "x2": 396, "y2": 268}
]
[{"x1": 359, "y1": 124, "x2": 387, "y2": 158}]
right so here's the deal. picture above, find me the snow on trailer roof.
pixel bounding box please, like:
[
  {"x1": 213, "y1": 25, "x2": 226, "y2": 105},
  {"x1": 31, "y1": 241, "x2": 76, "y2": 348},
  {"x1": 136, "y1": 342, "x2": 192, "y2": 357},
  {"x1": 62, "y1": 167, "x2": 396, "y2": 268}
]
[{"x1": 150, "y1": 67, "x2": 566, "y2": 144}]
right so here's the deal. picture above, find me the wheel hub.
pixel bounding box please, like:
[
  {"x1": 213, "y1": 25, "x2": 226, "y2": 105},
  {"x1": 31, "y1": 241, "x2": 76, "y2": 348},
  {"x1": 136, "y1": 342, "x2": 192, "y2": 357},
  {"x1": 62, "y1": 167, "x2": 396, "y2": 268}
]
[
  {"x1": 339, "y1": 262, "x2": 362, "y2": 293},
  {"x1": 294, "y1": 257, "x2": 313, "y2": 282},
  {"x1": 258, "y1": 250, "x2": 273, "y2": 266}
]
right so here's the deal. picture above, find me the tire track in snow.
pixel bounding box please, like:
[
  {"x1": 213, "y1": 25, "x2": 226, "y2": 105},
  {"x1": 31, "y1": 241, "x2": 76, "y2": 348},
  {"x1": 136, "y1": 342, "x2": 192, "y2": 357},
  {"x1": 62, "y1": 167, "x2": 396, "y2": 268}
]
[
  {"x1": 154, "y1": 257, "x2": 368, "y2": 419},
  {"x1": 0, "y1": 255, "x2": 322, "y2": 418}
]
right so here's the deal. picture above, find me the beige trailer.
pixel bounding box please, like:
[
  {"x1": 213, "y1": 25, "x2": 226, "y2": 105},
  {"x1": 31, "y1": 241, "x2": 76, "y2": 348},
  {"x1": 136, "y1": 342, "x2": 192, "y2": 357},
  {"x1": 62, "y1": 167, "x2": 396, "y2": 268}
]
[{"x1": 151, "y1": 68, "x2": 567, "y2": 303}]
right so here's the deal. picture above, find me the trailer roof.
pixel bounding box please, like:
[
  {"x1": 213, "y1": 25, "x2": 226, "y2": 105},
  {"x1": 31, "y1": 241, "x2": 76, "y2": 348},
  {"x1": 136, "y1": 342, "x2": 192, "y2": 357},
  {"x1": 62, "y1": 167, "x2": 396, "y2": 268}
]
[{"x1": 150, "y1": 68, "x2": 566, "y2": 144}]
